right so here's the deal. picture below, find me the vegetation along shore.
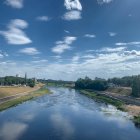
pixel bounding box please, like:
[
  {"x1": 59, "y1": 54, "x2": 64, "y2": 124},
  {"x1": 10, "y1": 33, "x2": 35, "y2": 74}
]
[
  {"x1": 0, "y1": 86, "x2": 51, "y2": 111},
  {"x1": 0, "y1": 75, "x2": 51, "y2": 111},
  {"x1": 75, "y1": 76, "x2": 140, "y2": 126}
]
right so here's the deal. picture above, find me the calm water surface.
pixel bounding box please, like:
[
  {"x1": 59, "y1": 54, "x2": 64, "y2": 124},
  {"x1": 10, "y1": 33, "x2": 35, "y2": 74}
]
[{"x1": 0, "y1": 87, "x2": 140, "y2": 140}]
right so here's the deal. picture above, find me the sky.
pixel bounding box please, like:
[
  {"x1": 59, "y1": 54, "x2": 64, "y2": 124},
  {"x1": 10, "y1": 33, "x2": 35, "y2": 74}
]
[{"x1": 0, "y1": 0, "x2": 140, "y2": 80}]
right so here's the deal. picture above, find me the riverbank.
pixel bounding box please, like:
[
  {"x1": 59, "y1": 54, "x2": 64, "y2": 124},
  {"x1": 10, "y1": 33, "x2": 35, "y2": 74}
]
[
  {"x1": 0, "y1": 86, "x2": 50, "y2": 111},
  {"x1": 79, "y1": 90, "x2": 140, "y2": 125},
  {"x1": 0, "y1": 83, "x2": 45, "y2": 98}
]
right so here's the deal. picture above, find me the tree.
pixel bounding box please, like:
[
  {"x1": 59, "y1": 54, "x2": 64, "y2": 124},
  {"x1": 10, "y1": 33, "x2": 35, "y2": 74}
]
[
  {"x1": 75, "y1": 77, "x2": 108, "y2": 91},
  {"x1": 132, "y1": 76, "x2": 140, "y2": 97},
  {"x1": 27, "y1": 79, "x2": 35, "y2": 87}
]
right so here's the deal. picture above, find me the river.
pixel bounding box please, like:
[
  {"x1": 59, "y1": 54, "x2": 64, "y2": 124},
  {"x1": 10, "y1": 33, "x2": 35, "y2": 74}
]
[{"x1": 0, "y1": 87, "x2": 140, "y2": 140}]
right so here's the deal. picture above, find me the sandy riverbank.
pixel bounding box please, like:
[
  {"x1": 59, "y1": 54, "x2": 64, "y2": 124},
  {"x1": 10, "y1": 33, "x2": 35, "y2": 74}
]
[{"x1": 124, "y1": 105, "x2": 140, "y2": 116}]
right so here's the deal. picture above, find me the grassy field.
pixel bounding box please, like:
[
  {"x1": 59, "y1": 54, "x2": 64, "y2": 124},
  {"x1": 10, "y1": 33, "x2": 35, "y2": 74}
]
[
  {"x1": 0, "y1": 87, "x2": 50, "y2": 111},
  {"x1": 0, "y1": 83, "x2": 45, "y2": 98}
]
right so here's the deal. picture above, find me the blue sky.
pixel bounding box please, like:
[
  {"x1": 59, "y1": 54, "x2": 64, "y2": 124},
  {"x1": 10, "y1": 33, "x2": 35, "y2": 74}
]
[{"x1": 0, "y1": 0, "x2": 140, "y2": 80}]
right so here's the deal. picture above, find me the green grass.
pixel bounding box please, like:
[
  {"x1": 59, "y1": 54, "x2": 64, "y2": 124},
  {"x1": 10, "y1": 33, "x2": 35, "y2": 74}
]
[
  {"x1": 80, "y1": 90, "x2": 125, "y2": 111},
  {"x1": 0, "y1": 88, "x2": 51, "y2": 111},
  {"x1": 133, "y1": 115, "x2": 140, "y2": 124},
  {"x1": 80, "y1": 90, "x2": 140, "y2": 125}
]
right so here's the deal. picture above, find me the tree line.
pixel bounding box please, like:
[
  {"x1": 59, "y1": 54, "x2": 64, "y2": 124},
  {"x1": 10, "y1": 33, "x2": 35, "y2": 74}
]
[
  {"x1": 75, "y1": 75, "x2": 140, "y2": 97},
  {"x1": 0, "y1": 76, "x2": 35, "y2": 87},
  {"x1": 75, "y1": 77, "x2": 108, "y2": 91}
]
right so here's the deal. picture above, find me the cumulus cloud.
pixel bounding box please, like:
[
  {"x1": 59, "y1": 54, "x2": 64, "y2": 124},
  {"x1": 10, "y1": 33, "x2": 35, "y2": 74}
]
[
  {"x1": 64, "y1": 0, "x2": 82, "y2": 11},
  {"x1": 1, "y1": 47, "x2": 140, "y2": 80},
  {"x1": 52, "y1": 36, "x2": 77, "y2": 54},
  {"x1": 63, "y1": 10, "x2": 82, "y2": 20},
  {"x1": 124, "y1": 50, "x2": 140, "y2": 56},
  {"x1": 36, "y1": 16, "x2": 50, "y2": 22},
  {"x1": 84, "y1": 34, "x2": 96, "y2": 38},
  {"x1": 5, "y1": 0, "x2": 23, "y2": 9},
  {"x1": 19, "y1": 47, "x2": 40, "y2": 55},
  {"x1": 0, "y1": 19, "x2": 32, "y2": 45},
  {"x1": 52, "y1": 44, "x2": 71, "y2": 54},
  {"x1": 1, "y1": 45, "x2": 140, "y2": 80},
  {"x1": 97, "y1": 0, "x2": 113, "y2": 4},
  {"x1": 63, "y1": 0, "x2": 82, "y2": 21}
]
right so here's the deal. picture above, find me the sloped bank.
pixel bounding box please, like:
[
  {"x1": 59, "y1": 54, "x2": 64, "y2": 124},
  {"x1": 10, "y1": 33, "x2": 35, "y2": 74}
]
[
  {"x1": 0, "y1": 87, "x2": 51, "y2": 111},
  {"x1": 79, "y1": 90, "x2": 140, "y2": 126}
]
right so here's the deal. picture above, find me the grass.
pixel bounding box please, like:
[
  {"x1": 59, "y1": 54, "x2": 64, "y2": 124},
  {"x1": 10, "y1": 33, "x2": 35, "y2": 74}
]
[
  {"x1": 0, "y1": 87, "x2": 50, "y2": 111},
  {"x1": 80, "y1": 90, "x2": 125, "y2": 111},
  {"x1": 80, "y1": 90, "x2": 140, "y2": 125},
  {"x1": 0, "y1": 83, "x2": 45, "y2": 98},
  {"x1": 133, "y1": 115, "x2": 140, "y2": 125}
]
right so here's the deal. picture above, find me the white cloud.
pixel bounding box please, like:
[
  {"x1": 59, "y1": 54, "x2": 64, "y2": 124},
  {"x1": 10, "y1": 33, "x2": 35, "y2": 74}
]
[
  {"x1": 19, "y1": 48, "x2": 40, "y2": 55},
  {"x1": 63, "y1": 0, "x2": 82, "y2": 21},
  {"x1": 0, "y1": 19, "x2": 32, "y2": 45},
  {"x1": 84, "y1": 34, "x2": 96, "y2": 38},
  {"x1": 5, "y1": 0, "x2": 23, "y2": 9},
  {"x1": 101, "y1": 47, "x2": 126, "y2": 53},
  {"x1": 97, "y1": 0, "x2": 113, "y2": 4},
  {"x1": 1, "y1": 47, "x2": 140, "y2": 80},
  {"x1": 64, "y1": 36, "x2": 77, "y2": 44},
  {"x1": 115, "y1": 41, "x2": 140, "y2": 46},
  {"x1": 63, "y1": 10, "x2": 82, "y2": 20},
  {"x1": 72, "y1": 55, "x2": 80, "y2": 63},
  {"x1": 36, "y1": 16, "x2": 50, "y2": 22},
  {"x1": 52, "y1": 36, "x2": 77, "y2": 54},
  {"x1": 0, "y1": 54, "x2": 3, "y2": 58},
  {"x1": 32, "y1": 59, "x2": 48, "y2": 63},
  {"x1": 109, "y1": 32, "x2": 117, "y2": 37},
  {"x1": 124, "y1": 50, "x2": 140, "y2": 56},
  {"x1": 51, "y1": 55, "x2": 62, "y2": 59},
  {"x1": 52, "y1": 44, "x2": 71, "y2": 54},
  {"x1": 0, "y1": 50, "x2": 9, "y2": 58},
  {"x1": 2, "y1": 46, "x2": 140, "y2": 80},
  {"x1": 64, "y1": 0, "x2": 82, "y2": 11}
]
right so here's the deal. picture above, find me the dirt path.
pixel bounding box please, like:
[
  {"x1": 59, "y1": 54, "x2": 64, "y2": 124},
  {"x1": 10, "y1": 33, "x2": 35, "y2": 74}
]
[
  {"x1": 102, "y1": 91, "x2": 140, "y2": 106},
  {"x1": 0, "y1": 87, "x2": 40, "y2": 105}
]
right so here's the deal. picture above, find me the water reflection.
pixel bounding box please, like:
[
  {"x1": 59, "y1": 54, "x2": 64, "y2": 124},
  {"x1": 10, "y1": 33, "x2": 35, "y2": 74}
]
[
  {"x1": 0, "y1": 87, "x2": 140, "y2": 140},
  {"x1": 0, "y1": 122, "x2": 28, "y2": 140},
  {"x1": 50, "y1": 112, "x2": 75, "y2": 140}
]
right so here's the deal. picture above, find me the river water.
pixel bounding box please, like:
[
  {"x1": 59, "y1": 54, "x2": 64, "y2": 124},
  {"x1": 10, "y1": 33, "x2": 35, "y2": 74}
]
[{"x1": 0, "y1": 87, "x2": 140, "y2": 140}]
